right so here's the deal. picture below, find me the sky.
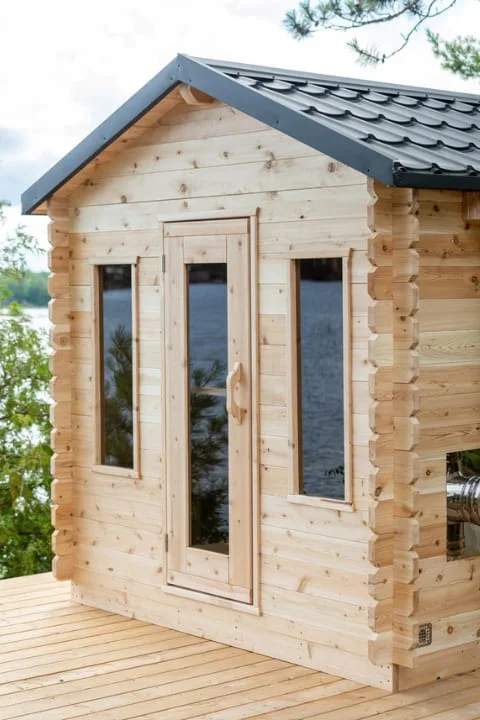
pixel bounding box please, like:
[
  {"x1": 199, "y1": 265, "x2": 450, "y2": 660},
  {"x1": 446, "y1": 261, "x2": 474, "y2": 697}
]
[{"x1": 1, "y1": 0, "x2": 479, "y2": 270}]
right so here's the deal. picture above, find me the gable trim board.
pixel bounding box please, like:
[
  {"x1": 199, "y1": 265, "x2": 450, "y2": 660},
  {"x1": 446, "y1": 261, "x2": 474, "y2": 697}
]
[{"x1": 22, "y1": 54, "x2": 480, "y2": 215}]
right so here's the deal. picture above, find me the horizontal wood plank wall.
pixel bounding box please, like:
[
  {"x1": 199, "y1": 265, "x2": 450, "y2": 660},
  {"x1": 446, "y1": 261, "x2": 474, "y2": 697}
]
[
  {"x1": 48, "y1": 198, "x2": 74, "y2": 581},
  {"x1": 64, "y1": 99, "x2": 393, "y2": 689},
  {"x1": 391, "y1": 187, "x2": 421, "y2": 673},
  {"x1": 389, "y1": 188, "x2": 480, "y2": 690},
  {"x1": 367, "y1": 181, "x2": 396, "y2": 677}
]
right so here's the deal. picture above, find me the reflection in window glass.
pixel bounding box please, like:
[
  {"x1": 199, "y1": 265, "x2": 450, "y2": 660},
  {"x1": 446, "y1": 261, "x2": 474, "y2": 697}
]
[
  {"x1": 297, "y1": 258, "x2": 344, "y2": 499},
  {"x1": 188, "y1": 263, "x2": 229, "y2": 554},
  {"x1": 99, "y1": 265, "x2": 133, "y2": 468}
]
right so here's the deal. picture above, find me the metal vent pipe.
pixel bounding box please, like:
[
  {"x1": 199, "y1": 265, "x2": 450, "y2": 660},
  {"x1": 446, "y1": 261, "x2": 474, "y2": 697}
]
[
  {"x1": 447, "y1": 473, "x2": 480, "y2": 525},
  {"x1": 447, "y1": 472, "x2": 480, "y2": 558}
]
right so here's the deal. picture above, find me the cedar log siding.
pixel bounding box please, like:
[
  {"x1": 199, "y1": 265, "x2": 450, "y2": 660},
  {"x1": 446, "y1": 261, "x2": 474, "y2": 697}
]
[
  {"x1": 57, "y1": 99, "x2": 394, "y2": 689},
  {"x1": 48, "y1": 198, "x2": 74, "y2": 581},
  {"x1": 369, "y1": 182, "x2": 480, "y2": 690}
]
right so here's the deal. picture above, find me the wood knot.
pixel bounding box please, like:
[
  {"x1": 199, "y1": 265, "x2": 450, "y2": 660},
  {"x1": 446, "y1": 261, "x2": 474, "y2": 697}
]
[
  {"x1": 120, "y1": 194, "x2": 127, "y2": 204},
  {"x1": 327, "y1": 161, "x2": 336, "y2": 173},
  {"x1": 447, "y1": 625, "x2": 454, "y2": 634},
  {"x1": 180, "y1": 183, "x2": 187, "y2": 193}
]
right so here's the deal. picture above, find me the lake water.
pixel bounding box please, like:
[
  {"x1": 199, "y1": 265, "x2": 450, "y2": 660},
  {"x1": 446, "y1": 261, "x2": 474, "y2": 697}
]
[{"x1": 26, "y1": 306, "x2": 51, "y2": 335}]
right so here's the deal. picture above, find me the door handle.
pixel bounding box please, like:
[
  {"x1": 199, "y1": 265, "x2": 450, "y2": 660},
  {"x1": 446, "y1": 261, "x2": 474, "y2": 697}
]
[{"x1": 226, "y1": 361, "x2": 243, "y2": 425}]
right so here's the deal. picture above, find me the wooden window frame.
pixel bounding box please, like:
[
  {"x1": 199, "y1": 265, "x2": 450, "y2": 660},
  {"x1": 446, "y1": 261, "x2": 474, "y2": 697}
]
[
  {"x1": 90, "y1": 256, "x2": 140, "y2": 478},
  {"x1": 287, "y1": 248, "x2": 353, "y2": 510}
]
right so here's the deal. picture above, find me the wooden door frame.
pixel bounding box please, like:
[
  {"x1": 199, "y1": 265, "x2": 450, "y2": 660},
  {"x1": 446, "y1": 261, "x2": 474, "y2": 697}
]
[{"x1": 160, "y1": 210, "x2": 260, "y2": 613}]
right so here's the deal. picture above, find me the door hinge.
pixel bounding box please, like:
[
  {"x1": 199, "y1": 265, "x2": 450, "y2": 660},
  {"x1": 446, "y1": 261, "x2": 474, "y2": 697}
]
[
  {"x1": 162, "y1": 254, "x2": 166, "y2": 273},
  {"x1": 164, "y1": 533, "x2": 169, "y2": 552}
]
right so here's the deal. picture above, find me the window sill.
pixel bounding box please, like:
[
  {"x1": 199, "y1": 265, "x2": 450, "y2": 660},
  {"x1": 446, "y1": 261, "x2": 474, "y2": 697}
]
[
  {"x1": 287, "y1": 494, "x2": 355, "y2": 512},
  {"x1": 92, "y1": 465, "x2": 139, "y2": 480},
  {"x1": 162, "y1": 583, "x2": 262, "y2": 615}
]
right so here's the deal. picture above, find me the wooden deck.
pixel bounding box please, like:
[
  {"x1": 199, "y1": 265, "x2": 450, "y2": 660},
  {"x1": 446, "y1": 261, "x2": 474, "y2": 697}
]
[{"x1": 0, "y1": 574, "x2": 479, "y2": 720}]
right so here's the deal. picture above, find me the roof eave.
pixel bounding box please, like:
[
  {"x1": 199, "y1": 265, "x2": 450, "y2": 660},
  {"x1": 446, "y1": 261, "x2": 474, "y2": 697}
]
[
  {"x1": 22, "y1": 54, "x2": 398, "y2": 215},
  {"x1": 21, "y1": 56, "x2": 183, "y2": 215},
  {"x1": 22, "y1": 53, "x2": 480, "y2": 214},
  {"x1": 393, "y1": 170, "x2": 480, "y2": 191}
]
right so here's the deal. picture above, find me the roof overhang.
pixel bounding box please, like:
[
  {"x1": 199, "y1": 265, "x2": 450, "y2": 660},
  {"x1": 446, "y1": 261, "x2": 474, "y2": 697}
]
[{"x1": 21, "y1": 54, "x2": 480, "y2": 214}]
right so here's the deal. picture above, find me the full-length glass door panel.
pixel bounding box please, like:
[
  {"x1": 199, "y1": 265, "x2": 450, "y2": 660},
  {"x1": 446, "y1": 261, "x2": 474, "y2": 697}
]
[
  {"x1": 165, "y1": 219, "x2": 252, "y2": 603},
  {"x1": 188, "y1": 263, "x2": 229, "y2": 554}
]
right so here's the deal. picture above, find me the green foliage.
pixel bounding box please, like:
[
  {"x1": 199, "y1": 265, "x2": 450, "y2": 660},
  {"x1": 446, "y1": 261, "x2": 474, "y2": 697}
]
[
  {"x1": 428, "y1": 30, "x2": 480, "y2": 78},
  {"x1": 1, "y1": 271, "x2": 49, "y2": 307},
  {"x1": 0, "y1": 202, "x2": 52, "y2": 578},
  {"x1": 103, "y1": 325, "x2": 134, "y2": 469},
  {"x1": 448, "y1": 449, "x2": 480, "y2": 475},
  {"x1": 190, "y1": 361, "x2": 228, "y2": 547},
  {"x1": 0, "y1": 203, "x2": 41, "y2": 297},
  {"x1": 460, "y1": 450, "x2": 480, "y2": 474},
  {"x1": 283, "y1": 0, "x2": 478, "y2": 76}
]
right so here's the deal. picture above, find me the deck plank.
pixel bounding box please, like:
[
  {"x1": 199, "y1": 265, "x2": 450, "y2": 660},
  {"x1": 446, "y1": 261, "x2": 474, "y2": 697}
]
[
  {"x1": 0, "y1": 574, "x2": 478, "y2": 720},
  {"x1": 0, "y1": 647, "x2": 249, "y2": 713}
]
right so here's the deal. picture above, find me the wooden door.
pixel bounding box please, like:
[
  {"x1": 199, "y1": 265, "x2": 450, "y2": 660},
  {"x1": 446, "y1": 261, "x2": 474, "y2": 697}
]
[{"x1": 164, "y1": 218, "x2": 252, "y2": 603}]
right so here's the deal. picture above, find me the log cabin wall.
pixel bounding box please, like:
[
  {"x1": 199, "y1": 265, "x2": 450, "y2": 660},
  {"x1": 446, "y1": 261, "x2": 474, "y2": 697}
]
[
  {"x1": 58, "y1": 98, "x2": 395, "y2": 688},
  {"x1": 398, "y1": 187, "x2": 480, "y2": 690},
  {"x1": 48, "y1": 198, "x2": 74, "y2": 582},
  {"x1": 367, "y1": 181, "x2": 397, "y2": 681},
  {"x1": 370, "y1": 182, "x2": 480, "y2": 690}
]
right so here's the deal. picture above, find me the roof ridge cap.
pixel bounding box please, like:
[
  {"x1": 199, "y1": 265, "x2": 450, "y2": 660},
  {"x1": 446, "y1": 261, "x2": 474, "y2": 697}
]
[{"x1": 188, "y1": 55, "x2": 480, "y2": 104}]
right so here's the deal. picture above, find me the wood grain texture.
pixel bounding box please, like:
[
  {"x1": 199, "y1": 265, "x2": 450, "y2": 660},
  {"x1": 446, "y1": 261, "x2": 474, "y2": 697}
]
[
  {"x1": 391, "y1": 187, "x2": 421, "y2": 669},
  {"x1": 366, "y1": 180, "x2": 394, "y2": 671},
  {"x1": 52, "y1": 97, "x2": 400, "y2": 687},
  {"x1": 397, "y1": 186, "x2": 480, "y2": 688},
  {"x1": 48, "y1": 198, "x2": 73, "y2": 580}
]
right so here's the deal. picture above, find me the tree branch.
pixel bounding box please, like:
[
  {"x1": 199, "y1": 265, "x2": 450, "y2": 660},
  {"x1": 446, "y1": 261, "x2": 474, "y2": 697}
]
[{"x1": 284, "y1": 0, "x2": 460, "y2": 68}]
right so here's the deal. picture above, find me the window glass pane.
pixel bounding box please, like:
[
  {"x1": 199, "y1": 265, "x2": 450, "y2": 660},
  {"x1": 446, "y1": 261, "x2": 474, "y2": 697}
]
[
  {"x1": 100, "y1": 265, "x2": 133, "y2": 468},
  {"x1": 298, "y1": 258, "x2": 344, "y2": 499},
  {"x1": 188, "y1": 263, "x2": 229, "y2": 553}
]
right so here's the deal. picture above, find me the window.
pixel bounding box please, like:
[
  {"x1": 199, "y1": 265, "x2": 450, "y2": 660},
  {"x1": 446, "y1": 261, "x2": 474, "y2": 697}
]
[
  {"x1": 446, "y1": 449, "x2": 480, "y2": 559},
  {"x1": 92, "y1": 260, "x2": 138, "y2": 473},
  {"x1": 289, "y1": 255, "x2": 351, "y2": 503},
  {"x1": 187, "y1": 262, "x2": 229, "y2": 553}
]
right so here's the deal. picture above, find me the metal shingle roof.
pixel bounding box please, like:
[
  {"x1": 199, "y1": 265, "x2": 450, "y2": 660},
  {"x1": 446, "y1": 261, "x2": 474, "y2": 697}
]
[
  {"x1": 21, "y1": 54, "x2": 480, "y2": 214},
  {"x1": 206, "y1": 58, "x2": 480, "y2": 185}
]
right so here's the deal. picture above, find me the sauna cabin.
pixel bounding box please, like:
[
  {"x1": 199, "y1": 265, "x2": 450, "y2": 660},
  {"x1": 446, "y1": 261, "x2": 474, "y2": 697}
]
[{"x1": 22, "y1": 55, "x2": 480, "y2": 692}]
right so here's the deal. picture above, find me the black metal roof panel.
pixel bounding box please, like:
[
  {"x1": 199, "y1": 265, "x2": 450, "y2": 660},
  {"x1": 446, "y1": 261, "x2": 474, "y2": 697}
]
[
  {"x1": 22, "y1": 54, "x2": 480, "y2": 214},
  {"x1": 209, "y1": 58, "x2": 480, "y2": 186}
]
